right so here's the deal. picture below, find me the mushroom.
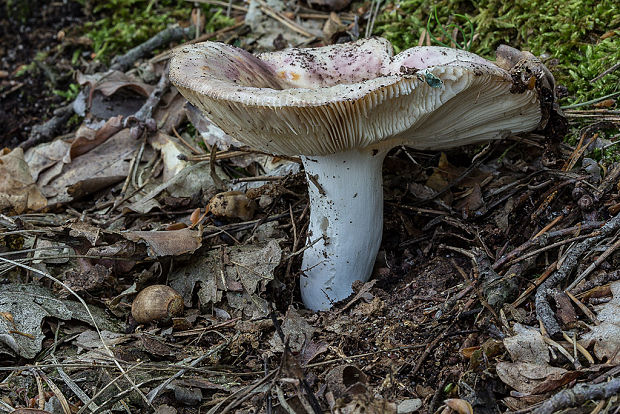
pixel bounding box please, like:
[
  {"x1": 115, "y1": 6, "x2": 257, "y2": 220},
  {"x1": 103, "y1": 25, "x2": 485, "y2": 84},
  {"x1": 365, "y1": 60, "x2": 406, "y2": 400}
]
[{"x1": 170, "y1": 38, "x2": 550, "y2": 310}]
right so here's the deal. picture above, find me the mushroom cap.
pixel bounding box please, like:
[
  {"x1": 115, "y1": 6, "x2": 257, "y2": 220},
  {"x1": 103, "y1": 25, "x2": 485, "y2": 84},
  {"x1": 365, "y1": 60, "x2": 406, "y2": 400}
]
[{"x1": 170, "y1": 38, "x2": 542, "y2": 156}]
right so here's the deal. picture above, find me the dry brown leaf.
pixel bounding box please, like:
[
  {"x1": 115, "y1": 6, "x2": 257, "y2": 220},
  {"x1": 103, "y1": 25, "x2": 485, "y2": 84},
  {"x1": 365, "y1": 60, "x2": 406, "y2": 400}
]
[
  {"x1": 503, "y1": 323, "x2": 549, "y2": 364},
  {"x1": 169, "y1": 240, "x2": 282, "y2": 318},
  {"x1": 69, "y1": 115, "x2": 123, "y2": 159},
  {"x1": 0, "y1": 147, "x2": 47, "y2": 213},
  {"x1": 580, "y1": 280, "x2": 620, "y2": 363},
  {"x1": 24, "y1": 138, "x2": 72, "y2": 181},
  {"x1": 123, "y1": 228, "x2": 202, "y2": 257},
  {"x1": 495, "y1": 361, "x2": 572, "y2": 394},
  {"x1": 269, "y1": 306, "x2": 315, "y2": 353},
  {"x1": 497, "y1": 323, "x2": 580, "y2": 394},
  {"x1": 36, "y1": 128, "x2": 141, "y2": 202}
]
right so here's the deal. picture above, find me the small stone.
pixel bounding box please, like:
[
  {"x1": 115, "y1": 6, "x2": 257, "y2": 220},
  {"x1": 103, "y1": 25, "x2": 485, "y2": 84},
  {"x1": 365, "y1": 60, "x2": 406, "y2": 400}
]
[{"x1": 397, "y1": 398, "x2": 422, "y2": 413}]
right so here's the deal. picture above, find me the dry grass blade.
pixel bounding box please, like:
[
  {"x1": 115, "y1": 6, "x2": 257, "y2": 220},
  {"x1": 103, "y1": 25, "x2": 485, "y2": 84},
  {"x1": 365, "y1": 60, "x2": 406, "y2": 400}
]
[
  {"x1": 365, "y1": 0, "x2": 383, "y2": 38},
  {"x1": 253, "y1": 0, "x2": 316, "y2": 38},
  {"x1": 206, "y1": 369, "x2": 278, "y2": 414},
  {"x1": 0, "y1": 257, "x2": 153, "y2": 410},
  {"x1": 75, "y1": 362, "x2": 144, "y2": 414},
  {"x1": 34, "y1": 368, "x2": 72, "y2": 414},
  {"x1": 146, "y1": 335, "x2": 237, "y2": 403}
]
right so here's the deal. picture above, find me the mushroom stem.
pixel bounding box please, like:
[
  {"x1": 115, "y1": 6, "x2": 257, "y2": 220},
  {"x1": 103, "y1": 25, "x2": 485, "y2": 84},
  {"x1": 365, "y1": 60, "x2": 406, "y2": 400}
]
[{"x1": 300, "y1": 148, "x2": 387, "y2": 310}]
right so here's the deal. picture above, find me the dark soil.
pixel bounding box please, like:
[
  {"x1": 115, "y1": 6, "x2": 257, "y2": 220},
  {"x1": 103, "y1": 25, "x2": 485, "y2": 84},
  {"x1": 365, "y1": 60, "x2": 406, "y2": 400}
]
[{"x1": 0, "y1": 0, "x2": 86, "y2": 148}]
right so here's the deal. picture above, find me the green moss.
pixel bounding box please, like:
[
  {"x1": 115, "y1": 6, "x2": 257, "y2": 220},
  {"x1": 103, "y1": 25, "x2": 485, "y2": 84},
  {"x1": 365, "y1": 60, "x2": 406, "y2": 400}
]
[
  {"x1": 374, "y1": 0, "x2": 620, "y2": 106},
  {"x1": 82, "y1": 0, "x2": 234, "y2": 63},
  {"x1": 53, "y1": 83, "x2": 80, "y2": 100}
]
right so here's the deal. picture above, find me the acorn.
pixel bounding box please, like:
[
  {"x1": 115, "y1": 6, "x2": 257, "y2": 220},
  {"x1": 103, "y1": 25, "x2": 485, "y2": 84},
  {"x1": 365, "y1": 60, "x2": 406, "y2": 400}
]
[{"x1": 131, "y1": 285, "x2": 184, "y2": 324}]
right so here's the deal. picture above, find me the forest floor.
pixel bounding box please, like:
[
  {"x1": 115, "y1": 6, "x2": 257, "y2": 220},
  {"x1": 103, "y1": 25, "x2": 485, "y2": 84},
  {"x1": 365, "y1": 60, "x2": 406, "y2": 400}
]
[{"x1": 0, "y1": 1, "x2": 619, "y2": 413}]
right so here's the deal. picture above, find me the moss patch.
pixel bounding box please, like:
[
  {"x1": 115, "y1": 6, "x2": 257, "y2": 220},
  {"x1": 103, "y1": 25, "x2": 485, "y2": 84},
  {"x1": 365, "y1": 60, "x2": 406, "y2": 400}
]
[{"x1": 81, "y1": 0, "x2": 234, "y2": 63}]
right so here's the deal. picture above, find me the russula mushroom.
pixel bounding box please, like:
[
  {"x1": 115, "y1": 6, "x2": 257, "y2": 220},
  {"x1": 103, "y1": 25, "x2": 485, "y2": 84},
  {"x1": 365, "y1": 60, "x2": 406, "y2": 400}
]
[{"x1": 170, "y1": 38, "x2": 552, "y2": 310}]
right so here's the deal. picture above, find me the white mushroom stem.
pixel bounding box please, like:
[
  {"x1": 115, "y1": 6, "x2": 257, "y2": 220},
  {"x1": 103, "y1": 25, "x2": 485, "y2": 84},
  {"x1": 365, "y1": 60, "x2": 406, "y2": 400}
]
[{"x1": 300, "y1": 148, "x2": 388, "y2": 310}]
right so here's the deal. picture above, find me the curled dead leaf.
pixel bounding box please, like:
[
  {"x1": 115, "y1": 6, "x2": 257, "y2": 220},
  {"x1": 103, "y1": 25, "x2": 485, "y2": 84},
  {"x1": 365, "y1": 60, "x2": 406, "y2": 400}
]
[
  {"x1": 190, "y1": 207, "x2": 201, "y2": 225},
  {"x1": 165, "y1": 223, "x2": 188, "y2": 231}
]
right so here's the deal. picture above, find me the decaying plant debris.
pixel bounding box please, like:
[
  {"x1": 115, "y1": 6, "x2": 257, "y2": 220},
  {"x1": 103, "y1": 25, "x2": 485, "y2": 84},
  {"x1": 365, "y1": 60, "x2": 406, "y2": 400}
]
[{"x1": 1, "y1": 1, "x2": 620, "y2": 413}]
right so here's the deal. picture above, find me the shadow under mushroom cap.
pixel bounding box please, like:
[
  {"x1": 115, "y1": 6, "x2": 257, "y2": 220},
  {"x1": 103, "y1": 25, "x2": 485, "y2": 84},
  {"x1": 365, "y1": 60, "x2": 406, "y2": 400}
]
[{"x1": 169, "y1": 38, "x2": 542, "y2": 156}]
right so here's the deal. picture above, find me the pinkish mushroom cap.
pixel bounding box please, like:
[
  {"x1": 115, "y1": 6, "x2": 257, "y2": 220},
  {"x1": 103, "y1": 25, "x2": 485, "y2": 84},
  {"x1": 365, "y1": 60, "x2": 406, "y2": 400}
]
[
  {"x1": 170, "y1": 38, "x2": 547, "y2": 310},
  {"x1": 170, "y1": 38, "x2": 542, "y2": 155}
]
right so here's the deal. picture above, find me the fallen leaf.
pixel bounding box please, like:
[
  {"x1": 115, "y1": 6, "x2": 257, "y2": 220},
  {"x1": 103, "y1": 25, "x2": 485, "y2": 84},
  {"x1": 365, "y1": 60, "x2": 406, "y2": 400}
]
[
  {"x1": 503, "y1": 323, "x2": 549, "y2": 364},
  {"x1": 495, "y1": 361, "x2": 573, "y2": 395},
  {"x1": 0, "y1": 148, "x2": 47, "y2": 213},
  {"x1": 0, "y1": 284, "x2": 121, "y2": 358},
  {"x1": 169, "y1": 240, "x2": 282, "y2": 318},
  {"x1": 497, "y1": 323, "x2": 579, "y2": 394},
  {"x1": 69, "y1": 115, "x2": 124, "y2": 159},
  {"x1": 580, "y1": 281, "x2": 620, "y2": 363},
  {"x1": 76, "y1": 70, "x2": 153, "y2": 119},
  {"x1": 123, "y1": 228, "x2": 202, "y2": 257},
  {"x1": 32, "y1": 128, "x2": 141, "y2": 202},
  {"x1": 24, "y1": 139, "x2": 72, "y2": 181},
  {"x1": 269, "y1": 306, "x2": 315, "y2": 353}
]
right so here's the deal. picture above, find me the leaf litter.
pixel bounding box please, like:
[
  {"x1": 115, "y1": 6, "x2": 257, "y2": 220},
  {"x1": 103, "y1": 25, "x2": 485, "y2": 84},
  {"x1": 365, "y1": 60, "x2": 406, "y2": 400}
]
[{"x1": 1, "y1": 1, "x2": 620, "y2": 413}]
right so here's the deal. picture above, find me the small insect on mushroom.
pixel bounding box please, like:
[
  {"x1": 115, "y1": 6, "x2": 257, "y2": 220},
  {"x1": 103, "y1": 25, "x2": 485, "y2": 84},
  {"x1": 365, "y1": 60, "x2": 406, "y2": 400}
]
[{"x1": 169, "y1": 38, "x2": 558, "y2": 310}]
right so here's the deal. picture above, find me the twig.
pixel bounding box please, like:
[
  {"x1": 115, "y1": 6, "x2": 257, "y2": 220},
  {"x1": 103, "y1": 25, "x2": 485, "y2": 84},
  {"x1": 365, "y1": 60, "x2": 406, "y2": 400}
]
[
  {"x1": 146, "y1": 335, "x2": 236, "y2": 403},
  {"x1": 591, "y1": 62, "x2": 620, "y2": 83},
  {"x1": 19, "y1": 103, "x2": 74, "y2": 150},
  {"x1": 172, "y1": 125, "x2": 202, "y2": 155},
  {"x1": 511, "y1": 260, "x2": 557, "y2": 308},
  {"x1": 110, "y1": 25, "x2": 194, "y2": 72},
  {"x1": 566, "y1": 237, "x2": 620, "y2": 291},
  {"x1": 129, "y1": 66, "x2": 170, "y2": 124},
  {"x1": 304, "y1": 343, "x2": 425, "y2": 369},
  {"x1": 503, "y1": 234, "x2": 592, "y2": 267},
  {"x1": 535, "y1": 212, "x2": 620, "y2": 336},
  {"x1": 254, "y1": 0, "x2": 316, "y2": 38},
  {"x1": 402, "y1": 323, "x2": 453, "y2": 377},
  {"x1": 532, "y1": 377, "x2": 620, "y2": 414},
  {"x1": 231, "y1": 175, "x2": 283, "y2": 183},
  {"x1": 493, "y1": 221, "x2": 604, "y2": 269}
]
